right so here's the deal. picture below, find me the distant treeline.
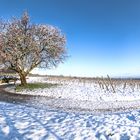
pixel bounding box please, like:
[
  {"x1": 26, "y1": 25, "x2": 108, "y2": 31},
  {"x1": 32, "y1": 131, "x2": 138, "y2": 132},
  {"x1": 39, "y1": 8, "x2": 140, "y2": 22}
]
[{"x1": 29, "y1": 73, "x2": 140, "y2": 81}]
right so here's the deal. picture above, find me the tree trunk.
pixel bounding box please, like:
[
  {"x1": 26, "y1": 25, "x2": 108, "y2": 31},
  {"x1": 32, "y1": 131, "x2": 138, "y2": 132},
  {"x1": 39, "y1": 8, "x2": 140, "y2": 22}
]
[{"x1": 19, "y1": 73, "x2": 27, "y2": 86}]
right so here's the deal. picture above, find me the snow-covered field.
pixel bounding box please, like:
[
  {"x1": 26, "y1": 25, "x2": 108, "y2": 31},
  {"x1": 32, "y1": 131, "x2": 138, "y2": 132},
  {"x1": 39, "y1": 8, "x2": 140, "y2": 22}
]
[
  {"x1": 0, "y1": 101, "x2": 140, "y2": 139},
  {"x1": 20, "y1": 77, "x2": 140, "y2": 102},
  {"x1": 14, "y1": 76, "x2": 140, "y2": 113},
  {"x1": 1, "y1": 76, "x2": 140, "y2": 139}
]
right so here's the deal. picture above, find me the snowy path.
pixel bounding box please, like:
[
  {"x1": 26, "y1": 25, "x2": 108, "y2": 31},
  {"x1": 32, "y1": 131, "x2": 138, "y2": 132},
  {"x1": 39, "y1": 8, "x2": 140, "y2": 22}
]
[{"x1": 0, "y1": 101, "x2": 140, "y2": 139}]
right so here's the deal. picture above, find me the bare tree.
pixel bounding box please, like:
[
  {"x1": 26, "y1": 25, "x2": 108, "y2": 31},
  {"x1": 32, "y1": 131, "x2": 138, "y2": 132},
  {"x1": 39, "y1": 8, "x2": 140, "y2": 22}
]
[{"x1": 0, "y1": 12, "x2": 67, "y2": 85}]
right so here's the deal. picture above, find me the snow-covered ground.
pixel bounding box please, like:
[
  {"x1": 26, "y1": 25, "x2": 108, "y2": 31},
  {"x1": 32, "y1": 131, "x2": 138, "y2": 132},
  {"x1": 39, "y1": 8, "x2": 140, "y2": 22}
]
[
  {"x1": 19, "y1": 77, "x2": 140, "y2": 102},
  {"x1": 1, "y1": 77, "x2": 140, "y2": 139},
  {"x1": 0, "y1": 101, "x2": 140, "y2": 139},
  {"x1": 14, "y1": 76, "x2": 140, "y2": 113}
]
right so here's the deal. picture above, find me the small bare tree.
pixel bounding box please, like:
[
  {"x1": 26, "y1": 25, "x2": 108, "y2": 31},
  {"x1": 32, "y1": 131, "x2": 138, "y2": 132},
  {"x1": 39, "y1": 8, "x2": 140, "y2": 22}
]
[{"x1": 0, "y1": 12, "x2": 67, "y2": 85}]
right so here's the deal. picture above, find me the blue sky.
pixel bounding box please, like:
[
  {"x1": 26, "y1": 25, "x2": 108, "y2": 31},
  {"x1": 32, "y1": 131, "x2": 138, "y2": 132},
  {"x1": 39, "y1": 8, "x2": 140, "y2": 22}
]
[{"x1": 1, "y1": 0, "x2": 140, "y2": 77}]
